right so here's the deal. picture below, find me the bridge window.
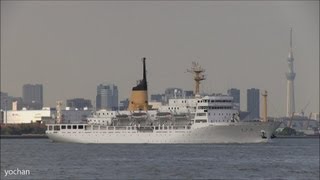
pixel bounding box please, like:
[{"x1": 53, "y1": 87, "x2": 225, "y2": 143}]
[
  {"x1": 195, "y1": 119, "x2": 207, "y2": 123},
  {"x1": 78, "y1": 125, "x2": 84, "y2": 129},
  {"x1": 197, "y1": 113, "x2": 206, "y2": 116},
  {"x1": 73, "y1": 125, "x2": 77, "y2": 129},
  {"x1": 67, "y1": 125, "x2": 71, "y2": 129},
  {"x1": 61, "y1": 125, "x2": 66, "y2": 129}
]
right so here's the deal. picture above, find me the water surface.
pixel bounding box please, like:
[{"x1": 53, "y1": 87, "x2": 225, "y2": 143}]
[{"x1": 1, "y1": 138, "x2": 319, "y2": 179}]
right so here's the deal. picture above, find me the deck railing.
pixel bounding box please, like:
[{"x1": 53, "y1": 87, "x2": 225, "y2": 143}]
[{"x1": 46, "y1": 124, "x2": 191, "y2": 133}]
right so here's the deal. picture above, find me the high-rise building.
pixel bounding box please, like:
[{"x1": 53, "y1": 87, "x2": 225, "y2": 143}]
[
  {"x1": 150, "y1": 94, "x2": 164, "y2": 102},
  {"x1": 164, "y1": 88, "x2": 183, "y2": 103},
  {"x1": 286, "y1": 28, "x2": 296, "y2": 117},
  {"x1": 228, "y1": 88, "x2": 240, "y2": 110},
  {"x1": 1, "y1": 92, "x2": 23, "y2": 111},
  {"x1": 247, "y1": 88, "x2": 260, "y2": 119},
  {"x1": 227, "y1": 88, "x2": 240, "y2": 104},
  {"x1": 151, "y1": 90, "x2": 193, "y2": 104},
  {"x1": 184, "y1": 90, "x2": 194, "y2": 98},
  {"x1": 22, "y1": 84, "x2": 43, "y2": 109},
  {"x1": 96, "y1": 83, "x2": 118, "y2": 110},
  {"x1": 119, "y1": 98, "x2": 129, "y2": 111},
  {"x1": 0, "y1": 92, "x2": 9, "y2": 110},
  {"x1": 66, "y1": 98, "x2": 92, "y2": 110}
]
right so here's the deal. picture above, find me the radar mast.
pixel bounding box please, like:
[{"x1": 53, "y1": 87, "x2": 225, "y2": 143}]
[{"x1": 187, "y1": 62, "x2": 206, "y2": 96}]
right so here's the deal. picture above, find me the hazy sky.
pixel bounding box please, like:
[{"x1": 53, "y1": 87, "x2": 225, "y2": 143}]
[{"x1": 1, "y1": 1, "x2": 319, "y2": 116}]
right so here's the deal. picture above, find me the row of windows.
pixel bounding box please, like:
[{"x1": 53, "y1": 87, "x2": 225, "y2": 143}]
[
  {"x1": 198, "y1": 100, "x2": 232, "y2": 103},
  {"x1": 198, "y1": 106, "x2": 233, "y2": 110},
  {"x1": 194, "y1": 118, "x2": 237, "y2": 123},
  {"x1": 50, "y1": 125, "x2": 84, "y2": 130},
  {"x1": 210, "y1": 120, "x2": 233, "y2": 122},
  {"x1": 195, "y1": 119, "x2": 207, "y2": 123},
  {"x1": 172, "y1": 100, "x2": 188, "y2": 103},
  {"x1": 92, "y1": 112, "x2": 115, "y2": 116},
  {"x1": 209, "y1": 113, "x2": 234, "y2": 116},
  {"x1": 196, "y1": 113, "x2": 207, "y2": 116},
  {"x1": 61, "y1": 125, "x2": 84, "y2": 130},
  {"x1": 91, "y1": 120, "x2": 107, "y2": 123},
  {"x1": 168, "y1": 107, "x2": 180, "y2": 110}
]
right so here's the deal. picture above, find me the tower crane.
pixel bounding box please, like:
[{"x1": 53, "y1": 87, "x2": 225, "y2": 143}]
[{"x1": 300, "y1": 100, "x2": 311, "y2": 116}]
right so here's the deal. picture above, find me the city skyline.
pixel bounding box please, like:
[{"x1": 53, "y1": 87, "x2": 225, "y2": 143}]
[{"x1": 1, "y1": 1, "x2": 319, "y2": 116}]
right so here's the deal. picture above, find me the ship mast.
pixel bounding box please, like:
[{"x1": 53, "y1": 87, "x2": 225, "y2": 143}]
[
  {"x1": 187, "y1": 62, "x2": 206, "y2": 96},
  {"x1": 56, "y1": 101, "x2": 63, "y2": 124}
]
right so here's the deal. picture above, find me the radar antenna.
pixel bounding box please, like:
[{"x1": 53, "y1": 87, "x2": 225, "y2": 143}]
[
  {"x1": 56, "y1": 101, "x2": 63, "y2": 124},
  {"x1": 186, "y1": 61, "x2": 206, "y2": 96}
]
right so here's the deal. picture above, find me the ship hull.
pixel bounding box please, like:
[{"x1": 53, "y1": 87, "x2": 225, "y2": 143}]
[{"x1": 46, "y1": 121, "x2": 281, "y2": 144}]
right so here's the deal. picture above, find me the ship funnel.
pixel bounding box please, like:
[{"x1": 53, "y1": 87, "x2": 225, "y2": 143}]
[
  {"x1": 143, "y1": 57, "x2": 147, "y2": 87},
  {"x1": 132, "y1": 57, "x2": 147, "y2": 91},
  {"x1": 128, "y1": 58, "x2": 149, "y2": 111}
]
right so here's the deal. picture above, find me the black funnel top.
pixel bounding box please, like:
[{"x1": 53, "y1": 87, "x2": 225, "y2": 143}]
[{"x1": 132, "y1": 57, "x2": 148, "y2": 91}]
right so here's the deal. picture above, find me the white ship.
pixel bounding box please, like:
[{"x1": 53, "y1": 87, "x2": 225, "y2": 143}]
[{"x1": 46, "y1": 59, "x2": 281, "y2": 143}]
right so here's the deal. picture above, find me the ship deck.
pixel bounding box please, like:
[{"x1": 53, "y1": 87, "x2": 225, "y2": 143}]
[{"x1": 46, "y1": 124, "x2": 192, "y2": 134}]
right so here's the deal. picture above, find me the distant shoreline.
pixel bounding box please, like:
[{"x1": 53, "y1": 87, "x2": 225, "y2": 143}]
[
  {"x1": 0, "y1": 134, "x2": 48, "y2": 139},
  {"x1": 276, "y1": 135, "x2": 319, "y2": 139}
]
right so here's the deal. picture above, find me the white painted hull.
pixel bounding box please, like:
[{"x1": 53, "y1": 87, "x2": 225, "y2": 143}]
[
  {"x1": 46, "y1": 121, "x2": 281, "y2": 144},
  {"x1": 46, "y1": 122, "x2": 280, "y2": 144}
]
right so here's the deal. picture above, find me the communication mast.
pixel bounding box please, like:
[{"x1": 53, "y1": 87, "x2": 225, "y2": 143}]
[
  {"x1": 187, "y1": 62, "x2": 206, "y2": 96},
  {"x1": 286, "y1": 28, "x2": 296, "y2": 117},
  {"x1": 56, "y1": 101, "x2": 63, "y2": 124}
]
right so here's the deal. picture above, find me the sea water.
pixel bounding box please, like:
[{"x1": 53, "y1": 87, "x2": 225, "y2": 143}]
[{"x1": 1, "y1": 138, "x2": 319, "y2": 179}]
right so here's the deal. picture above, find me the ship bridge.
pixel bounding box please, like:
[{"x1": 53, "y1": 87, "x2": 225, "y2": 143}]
[{"x1": 194, "y1": 95, "x2": 238, "y2": 124}]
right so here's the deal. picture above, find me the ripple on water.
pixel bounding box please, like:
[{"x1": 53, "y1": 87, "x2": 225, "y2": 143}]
[{"x1": 0, "y1": 138, "x2": 319, "y2": 179}]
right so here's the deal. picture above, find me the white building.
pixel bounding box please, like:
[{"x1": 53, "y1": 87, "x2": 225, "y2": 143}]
[
  {"x1": 2, "y1": 108, "x2": 54, "y2": 124},
  {"x1": 310, "y1": 112, "x2": 319, "y2": 121},
  {"x1": 149, "y1": 102, "x2": 162, "y2": 110},
  {"x1": 2, "y1": 107, "x2": 91, "y2": 124}
]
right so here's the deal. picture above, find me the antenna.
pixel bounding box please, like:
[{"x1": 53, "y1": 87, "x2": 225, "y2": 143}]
[
  {"x1": 290, "y1": 28, "x2": 293, "y2": 50},
  {"x1": 186, "y1": 61, "x2": 206, "y2": 96}
]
